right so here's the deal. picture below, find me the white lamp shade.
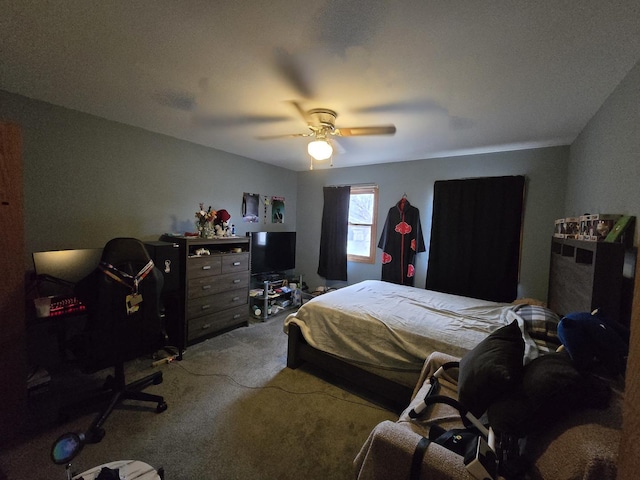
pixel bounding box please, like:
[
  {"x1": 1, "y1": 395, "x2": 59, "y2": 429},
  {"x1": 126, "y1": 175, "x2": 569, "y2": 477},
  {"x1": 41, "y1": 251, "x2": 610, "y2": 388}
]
[{"x1": 307, "y1": 139, "x2": 333, "y2": 160}]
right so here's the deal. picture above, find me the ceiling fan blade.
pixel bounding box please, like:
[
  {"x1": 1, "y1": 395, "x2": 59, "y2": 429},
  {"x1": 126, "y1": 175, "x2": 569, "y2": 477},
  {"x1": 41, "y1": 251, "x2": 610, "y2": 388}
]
[
  {"x1": 330, "y1": 137, "x2": 346, "y2": 154},
  {"x1": 256, "y1": 132, "x2": 311, "y2": 140},
  {"x1": 335, "y1": 125, "x2": 396, "y2": 136},
  {"x1": 353, "y1": 100, "x2": 448, "y2": 115},
  {"x1": 288, "y1": 100, "x2": 313, "y2": 125},
  {"x1": 273, "y1": 48, "x2": 314, "y2": 99}
]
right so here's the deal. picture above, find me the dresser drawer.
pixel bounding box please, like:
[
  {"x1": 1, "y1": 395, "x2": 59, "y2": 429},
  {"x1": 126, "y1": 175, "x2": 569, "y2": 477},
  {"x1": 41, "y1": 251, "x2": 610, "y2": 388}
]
[
  {"x1": 186, "y1": 288, "x2": 248, "y2": 319},
  {"x1": 187, "y1": 271, "x2": 250, "y2": 300},
  {"x1": 187, "y1": 305, "x2": 248, "y2": 342},
  {"x1": 187, "y1": 255, "x2": 222, "y2": 278},
  {"x1": 221, "y1": 252, "x2": 250, "y2": 274}
]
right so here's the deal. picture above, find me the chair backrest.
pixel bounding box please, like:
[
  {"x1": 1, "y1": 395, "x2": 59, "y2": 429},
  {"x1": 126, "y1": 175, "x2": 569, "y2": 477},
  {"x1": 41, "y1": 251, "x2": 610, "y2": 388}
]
[{"x1": 74, "y1": 238, "x2": 165, "y2": 372}]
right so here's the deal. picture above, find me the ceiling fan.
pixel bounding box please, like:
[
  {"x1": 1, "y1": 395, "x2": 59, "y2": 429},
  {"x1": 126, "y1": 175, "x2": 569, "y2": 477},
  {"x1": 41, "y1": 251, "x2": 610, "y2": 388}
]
[{"x1": 258, "y1": 101, "x2": 396, "y2": 169}]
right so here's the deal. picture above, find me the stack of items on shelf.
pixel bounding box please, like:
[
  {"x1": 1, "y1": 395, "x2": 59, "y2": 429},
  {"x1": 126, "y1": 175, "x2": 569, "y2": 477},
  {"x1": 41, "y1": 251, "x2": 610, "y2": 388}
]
[
  {"x1": 554, "y1": 214, "x2": 634, "y2": 243},
  {"x1": 249, "y1": 279, "x2": 302, "y2": 318},
  {"x1": 274, "y1": 285, "x2": 293, "y2": 308}
]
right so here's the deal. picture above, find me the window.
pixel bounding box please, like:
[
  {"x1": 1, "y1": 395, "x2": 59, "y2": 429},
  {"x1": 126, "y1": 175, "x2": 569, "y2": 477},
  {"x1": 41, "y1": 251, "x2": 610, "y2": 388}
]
[{"x1": 347, "y1": 185, "x2": 378, "y2": 263}]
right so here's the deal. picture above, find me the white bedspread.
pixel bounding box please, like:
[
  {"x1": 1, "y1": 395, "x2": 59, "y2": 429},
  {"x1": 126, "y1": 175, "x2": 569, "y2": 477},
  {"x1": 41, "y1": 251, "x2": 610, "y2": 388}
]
[{"x1": 284, "y1": 280, "x2": 512, "y2": 372}]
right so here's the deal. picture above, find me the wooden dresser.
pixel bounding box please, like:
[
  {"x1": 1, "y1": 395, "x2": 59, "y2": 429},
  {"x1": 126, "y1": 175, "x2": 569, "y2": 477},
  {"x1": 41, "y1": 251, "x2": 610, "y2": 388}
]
[
  {"x1": 161, "y1": 235, "x2": 250, "y2": 349},
  {"x1": 548, "y1": 236, "x2": 626, "y2": 323}
]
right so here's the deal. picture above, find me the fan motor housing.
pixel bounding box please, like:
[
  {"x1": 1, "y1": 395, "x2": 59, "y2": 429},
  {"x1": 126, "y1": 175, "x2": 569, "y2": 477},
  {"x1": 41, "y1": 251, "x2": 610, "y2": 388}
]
[{"x1": 308, "y1": 108, "x2": 337, "y2": 132}]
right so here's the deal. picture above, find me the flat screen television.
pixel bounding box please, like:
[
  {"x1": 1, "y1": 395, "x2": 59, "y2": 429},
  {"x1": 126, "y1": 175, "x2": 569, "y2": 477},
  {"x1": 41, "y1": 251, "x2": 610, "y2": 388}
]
[
  {"x1": 33, "y1": 248, "x2": 103, "y2": 296},
  {"x1": 248, "y1": 231, "x2": 296, "y2": 275}
]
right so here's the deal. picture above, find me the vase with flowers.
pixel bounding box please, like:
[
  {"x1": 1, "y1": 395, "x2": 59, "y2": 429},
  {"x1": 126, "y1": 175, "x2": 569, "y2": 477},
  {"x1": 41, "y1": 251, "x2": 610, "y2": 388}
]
[{"x1": 195, "y1": 203, "x2": 217, "y2": 238}]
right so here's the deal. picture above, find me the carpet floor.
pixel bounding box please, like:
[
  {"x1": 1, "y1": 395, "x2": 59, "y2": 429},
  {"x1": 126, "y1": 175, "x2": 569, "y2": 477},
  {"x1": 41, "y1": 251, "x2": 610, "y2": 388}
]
[{"x1": 0, "y1": 315, "x2": 396, "y2": 479}]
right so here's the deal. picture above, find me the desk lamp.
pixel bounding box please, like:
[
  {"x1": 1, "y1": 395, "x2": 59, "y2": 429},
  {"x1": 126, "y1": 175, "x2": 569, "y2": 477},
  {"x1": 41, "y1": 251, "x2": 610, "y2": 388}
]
[
  {"x1": 51, "y1": 431, "x2": 163, "y2": 479},
  {"x1": 51, "y1": 431, "x2": 86, "y2": 479}
]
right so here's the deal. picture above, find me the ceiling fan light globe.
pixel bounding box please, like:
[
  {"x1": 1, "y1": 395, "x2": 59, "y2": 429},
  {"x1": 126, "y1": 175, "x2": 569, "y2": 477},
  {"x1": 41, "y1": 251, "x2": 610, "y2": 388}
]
[{"x1": 308, "y1": 139, "x2": 333, "y2": 160}]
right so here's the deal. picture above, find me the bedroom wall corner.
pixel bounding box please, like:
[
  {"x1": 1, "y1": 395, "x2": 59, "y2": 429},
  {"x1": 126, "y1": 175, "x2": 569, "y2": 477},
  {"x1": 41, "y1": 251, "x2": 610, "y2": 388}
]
[
  {"x1": 618, "y1": 252, "x2": 640, "y2": 480},
  {"x1": 565, "y1": 58, "x2": 640, "y2": 244}
]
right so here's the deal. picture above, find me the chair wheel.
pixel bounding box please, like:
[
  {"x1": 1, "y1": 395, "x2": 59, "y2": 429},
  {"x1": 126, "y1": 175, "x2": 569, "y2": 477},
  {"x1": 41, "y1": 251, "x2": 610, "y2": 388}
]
[{"x1": 156, "y1": 402, "x2": 168, "y2": 413}]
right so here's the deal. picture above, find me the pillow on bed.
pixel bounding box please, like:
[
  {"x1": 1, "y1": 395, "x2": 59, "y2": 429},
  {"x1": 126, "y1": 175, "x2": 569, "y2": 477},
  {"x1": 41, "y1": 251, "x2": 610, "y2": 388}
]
[
  {"x1": 487, "y1": 352, "x2": 611, "y2": 436},
  {"x1": 513, "y1": 304, "x2": 561, "y2": 353},
  {"x1": 458, "y1": 320, "x2": 525, "y2": 418},
  {"x1": 511, "y1": 297, "x2": 547, "y2": 307}
]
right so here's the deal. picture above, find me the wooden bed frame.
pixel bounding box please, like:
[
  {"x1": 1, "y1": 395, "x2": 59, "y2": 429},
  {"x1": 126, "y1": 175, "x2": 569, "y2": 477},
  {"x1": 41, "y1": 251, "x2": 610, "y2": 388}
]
[
  {"x1": 286, "y1": 322, "x2": 413, "y2": 412},
  {"x1": 286, "y1": 237, "x2": 634, "y2": 412}
]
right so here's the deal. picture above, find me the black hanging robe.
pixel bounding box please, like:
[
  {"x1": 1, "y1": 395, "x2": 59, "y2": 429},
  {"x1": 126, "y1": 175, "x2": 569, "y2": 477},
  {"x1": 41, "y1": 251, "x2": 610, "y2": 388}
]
[{"x1": 378, "y1": 198, "x2": 426, "y2": 286}]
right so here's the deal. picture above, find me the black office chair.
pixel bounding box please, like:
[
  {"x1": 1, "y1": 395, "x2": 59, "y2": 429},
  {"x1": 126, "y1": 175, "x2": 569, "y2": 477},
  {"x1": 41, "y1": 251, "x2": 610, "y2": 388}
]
[{"x1": 65, "y1": 237, "x2": 168, "y2": 443}]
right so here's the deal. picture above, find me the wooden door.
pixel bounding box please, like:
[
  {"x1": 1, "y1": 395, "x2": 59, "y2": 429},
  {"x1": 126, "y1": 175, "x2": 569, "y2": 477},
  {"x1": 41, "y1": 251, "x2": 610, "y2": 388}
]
[
  {"x1": 0, "y1": 122, "x2": 26, "y2": 446},
  {"x1": 618, "y1": 249, "x2": 640, "y2": 479}
]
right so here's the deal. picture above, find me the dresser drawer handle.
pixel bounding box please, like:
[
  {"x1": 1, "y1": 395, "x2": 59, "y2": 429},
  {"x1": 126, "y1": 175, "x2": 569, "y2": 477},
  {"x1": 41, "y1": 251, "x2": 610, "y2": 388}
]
[
  {"x1": 233, "y1": 261, "x2": 241, "y2": 266},
  {"x1": 201, "y1": 304, "x2": 211, "y2": 310},
  {"x1": 232, "y1": 296, "x2": 240, "y2": 302},
  {"x1": 202, "y1": 285, "x2": 211, "y2": 290},
  {"x1": 233, "y1": 314, "x2": 241, "y2": 319},
  {"x1": 233, "y1": 279, "x2": 241, "y2": 284},
  {"x1": 202, "y1": 265, "x2": 211, "y2": 270},
  {"x1": 201, "y1": 323, "x2": 211, "y2": 330}
]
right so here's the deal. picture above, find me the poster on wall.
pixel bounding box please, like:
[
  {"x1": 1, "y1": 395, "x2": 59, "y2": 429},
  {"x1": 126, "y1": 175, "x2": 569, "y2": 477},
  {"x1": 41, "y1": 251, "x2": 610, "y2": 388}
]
[
  {"x1": 242, "y1": 192, "x2": 259, "y2": 223},
  {"x1": 271, "y1": 196, "x2": 285, "y2": 223}
]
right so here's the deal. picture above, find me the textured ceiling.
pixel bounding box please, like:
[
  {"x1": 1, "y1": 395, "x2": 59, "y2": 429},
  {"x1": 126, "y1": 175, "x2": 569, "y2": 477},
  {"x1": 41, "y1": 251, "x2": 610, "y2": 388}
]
[{"x1": 1, "y1": 0, "x2": 639, "y2": 171}]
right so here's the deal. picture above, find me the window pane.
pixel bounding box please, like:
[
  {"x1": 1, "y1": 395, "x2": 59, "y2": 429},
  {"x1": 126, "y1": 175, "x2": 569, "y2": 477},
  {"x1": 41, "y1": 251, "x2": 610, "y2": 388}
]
[
  {"x1": 347, "y1": 186, "x2": 377, "y2": 263},
  {"x1": 349, "y1": 193, "x2": 374, "y2": 224},
  {"x1": 348, "y1": 225, "x2": 371, "y2": 256}
]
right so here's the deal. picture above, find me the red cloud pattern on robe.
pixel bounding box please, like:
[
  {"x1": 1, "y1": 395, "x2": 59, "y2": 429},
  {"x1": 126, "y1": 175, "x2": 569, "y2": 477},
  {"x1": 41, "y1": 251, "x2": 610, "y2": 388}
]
[
  {"x1": 394, "y1": 222, "x2": 412, "y2": 235},
  {"x1": 407, "y1": 264, "x2": 415, "y2": 277},
  {"x1": 382, "y1": 252, "x2": 392, "y2": 264}
]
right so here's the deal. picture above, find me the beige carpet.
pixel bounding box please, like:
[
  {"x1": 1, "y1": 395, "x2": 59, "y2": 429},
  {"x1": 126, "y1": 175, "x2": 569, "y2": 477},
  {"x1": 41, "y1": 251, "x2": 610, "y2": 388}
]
[{"x1": 0, "y1": 316, "x2": 396, "y2": 479}]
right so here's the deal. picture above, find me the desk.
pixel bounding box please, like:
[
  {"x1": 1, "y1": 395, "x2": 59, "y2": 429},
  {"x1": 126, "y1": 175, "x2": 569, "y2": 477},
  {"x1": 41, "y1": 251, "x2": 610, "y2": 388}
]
[
  {"x1": 27, "y1": 296, "x2": 88, "y2": 375},
  {"x1": 73, "y1": 460, "x2": 162, "y2": 479}
]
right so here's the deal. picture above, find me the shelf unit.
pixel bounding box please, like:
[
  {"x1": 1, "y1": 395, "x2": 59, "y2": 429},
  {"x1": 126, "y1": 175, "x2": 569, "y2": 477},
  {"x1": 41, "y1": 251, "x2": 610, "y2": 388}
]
[
  {"x1": 160, "y1": 235, "x2": 250, "y2": 351},
  {"x1": 249, "y1": 274, "x2": 302, "y2": 321},
  {"x1": 548, "y1": 237, "x2": 625, "y2": 323}
]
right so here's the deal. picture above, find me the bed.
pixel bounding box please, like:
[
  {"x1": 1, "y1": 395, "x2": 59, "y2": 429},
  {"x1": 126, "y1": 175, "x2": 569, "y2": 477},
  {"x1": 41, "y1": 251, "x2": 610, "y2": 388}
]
[
  {"x1": 284, "y1": 235, "x2": 632, "y2": 412},
  {"x1": 284, "y1": 280, "x2": 520, "y2": 411}
]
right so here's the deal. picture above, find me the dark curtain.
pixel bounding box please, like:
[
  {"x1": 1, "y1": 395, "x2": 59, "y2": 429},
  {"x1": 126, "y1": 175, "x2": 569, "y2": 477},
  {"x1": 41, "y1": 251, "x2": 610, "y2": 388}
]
[
  {"x1": 426, "y1": 175, "x2": 525, "y2": 302},
  {"x1": 317, "y1": 186, "x2": 351, "y2": 281}
]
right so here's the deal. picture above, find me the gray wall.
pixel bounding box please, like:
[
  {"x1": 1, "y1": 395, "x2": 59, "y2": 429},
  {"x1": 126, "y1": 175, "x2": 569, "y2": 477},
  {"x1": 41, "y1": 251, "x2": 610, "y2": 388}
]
[
  {"x1": 5, "y1": 50, "x2": 637, "y2": 303},
  {"x1": 0, "y1": 90, "x2": 297, "y2": 270},
  {"x1": 565, "y1": 59, "x2": 640, "y2": 232},
  {"x1": 296, "y1": 147, "x2": 569, "y2": 301}
]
